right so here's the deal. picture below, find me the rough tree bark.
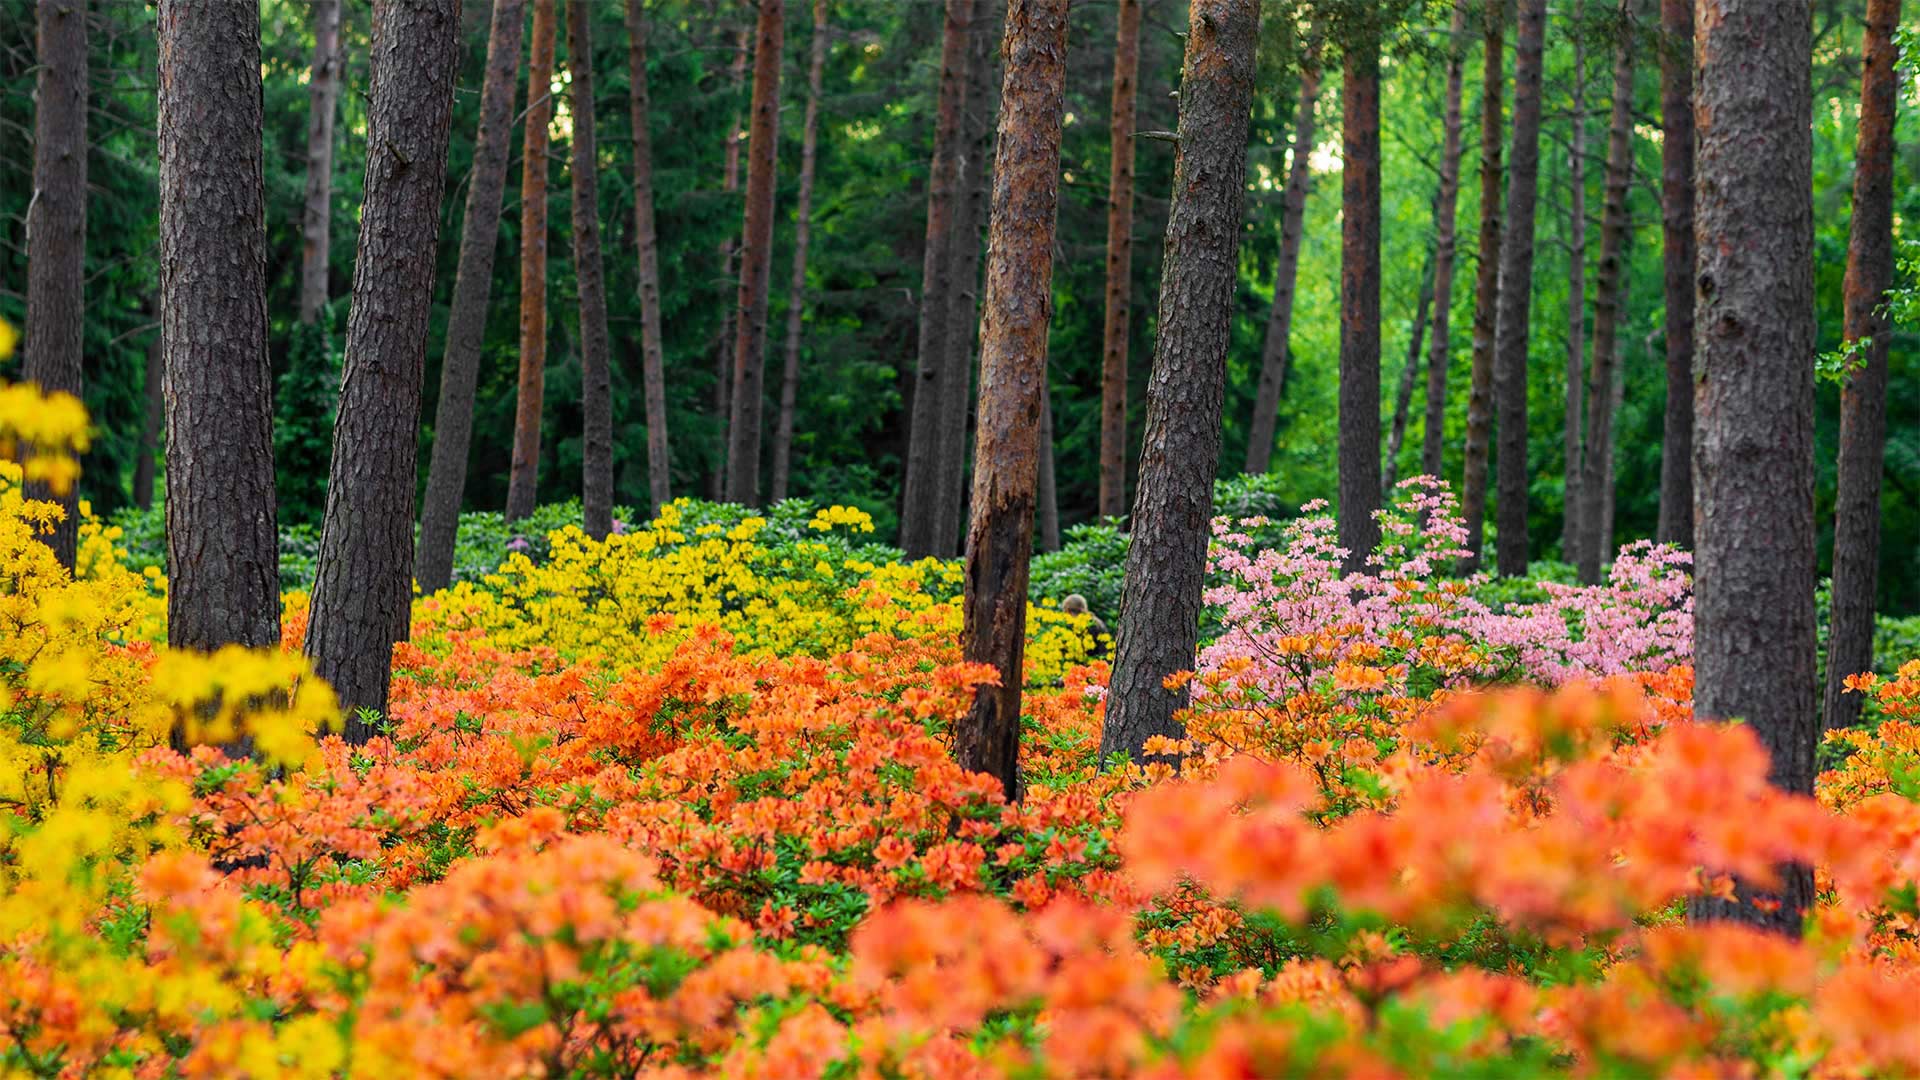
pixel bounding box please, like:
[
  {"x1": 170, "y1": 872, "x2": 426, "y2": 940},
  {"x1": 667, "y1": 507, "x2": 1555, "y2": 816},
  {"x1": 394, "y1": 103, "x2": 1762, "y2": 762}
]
[
  {"x1": 1460, "y1": 0, "x2": 1503, "y2": 572},
  {"x1": 1099, "y1": 0, "x2": 1259, "y2": 765},
  {"x1": 24, "y1": 0, "x2": 87, "y2": 571},
  {"x1": 930, "y1": 0, "x2": 1002, "y2": 556},
  {"x1": 902, "y1": 0, "x2": 979, "y2": 554},
  {"x1": 506, "y1": 0, "x2": 556, "y2": 523},
  {"x1": 297, "y1": 0, "x2": 343, "y2": 325},
  {"x1": 1421, "y1": 0, "x2": 1470, "y2": 482},
  {"x1": 571, "y1": 0, "x2": 617, "y2": 537},
  {"x1": 1492, "y1": 0, "x2": 1546, "y2": 577},
  {"x1": 1822, "y1": 0, "x2": 1901, "y2": 731},
  {"x1": 1576, "y1": 4, "x2": 1634, "y2": 584},
  {"x1": 158, "y1": 0, "x2": 278, "y2": 654},
  {"x1": 1097, "y1": 0, "x2": 1142, "y2": 519},
  {"x1": 1338, "y1": 33, "x2": 1383, "y2": 575},
  {"x1": 1383, "y1": 251, "x2": 1435, "y2": 496},
  {"x1": 1686, "y1": 0, "x2": 1817, "y2": 936},
  {"x1": 771, "y1": 0, "x2": 829, "y2": 504},
  {"x1": 1245, "y1": 55, "x2": 1321, "y2": 475},
  {"x1": 1562, "y1": 0, "x2": 1586, "y2": 568},
  {"x1": 722, "y1": 0, "x2": 785, "y2": 506},
  {"x1": 305, "y1": 0, "x2": 460, "y2": 736},
  {"x1": 629, "y1": 0, "x2": 674, "y2": 510},
  {"x1": 1655, "y1": 0, "x2": 1694, "y2": 547},
  {"x1": 709, "y1": 28, "x2": 749, "y2": 500},
  {"x1": 958, "y1": 0, "x2": 1071, "y2": 799},
  {"x1": 416, "y1": 0, "x2": 528, "y2": 593}
]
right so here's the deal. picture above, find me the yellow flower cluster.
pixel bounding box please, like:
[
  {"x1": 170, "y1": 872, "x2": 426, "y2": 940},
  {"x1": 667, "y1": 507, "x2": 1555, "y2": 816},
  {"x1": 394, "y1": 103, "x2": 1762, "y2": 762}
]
[
  {"x1": 0, "y1": 342, "x2": 89, "y2": 494},
  {"x1": 414, "y1": 498, "x2": 1097, "y2": 683}
]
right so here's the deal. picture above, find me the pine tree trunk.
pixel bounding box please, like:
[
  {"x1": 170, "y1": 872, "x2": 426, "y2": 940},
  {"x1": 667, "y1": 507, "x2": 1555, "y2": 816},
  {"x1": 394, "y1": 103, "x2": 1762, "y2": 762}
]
[
  {"x1": 1598, "y1": 325, "x2": 1623, "y2": 559},
  {"x1": 572, "y1": 0, "x2": 617, "y2": 537},
  {"x1": 507, "y1": 0, "x2": 556, "y2": 523},
  {"x1": 1577, "y1": 6, "x2": 1634, "y2": 584},
  {"x1": 723, "y1": 0, "x2": 785, "y2": 507},
  {"x1": 158, "y1": 0, "x2": 279, "y2": 654},
  {"x1": 1245, "y1": 58, "x2": 1320, "y2": 475},
  {"x1": 1338, "y1": 37, "x2": 1383, "y2": 575},
  {"x1": 1459, "y1": 0, "x2": 1503, "y2": 572},
  {"x1": 628, "y1": 0, "x2": 673, "y2": 511},
  {"x1": 416, "y1": 0, "x2": 528, "y2": 593},
  {"x1": 709, "y1": 29, "x2": 748, "y2": 500},
  {"x1": 901, "y1": 0, "x2": 979, "y2": 554},
  {"x1": 24, "y1": 0, "x2": 87, "y2": 571},
  {"x1": 930, "y1": 0, "x2": 1001, "y2": 556},
  {"x1": 1822, "y1": 0, "x2": 1901, "y2": 731},
  {"x1": 1492, "y1": 0, "x2": 1545, "y2": 577},
  {"x1": 1097, "y1": 0, "x2": 1142, "y2": 520},
  {"x1": 1655, "y1": 0, "x2": 1695, "y2": 547},
  {"x1": 133, "y1": 304, "x2": 161, "y2": 511},
  {"x1": 306, "y1": 0, "x2": 460, "y2": 736},
  {"x1": 1562, "y1": 0, "x2": 1586, "y2": 569},
  {"x1": 1100, "y1": 0, "x2": 1259, "y2": 765},
  {"x1": 1383, "y1": 252, "x2": 1434, "y2": 498},
  {"x1": 1038, "y1": 391, "x2": 1061, "y2": 552},
  {"x1": 1421, "y1": 0, "x2": 1469, "y2": 482},
  {"x1": 1685, "y1": 0, "x2": 1817, "y2": 936},
  {"x1": 771, "y1": 0, "x2": 828, "y2": 504},
  {"x1": 297, "y1": 0, "x2": 343, "y2": 325},
  {"x1": 958, "y1": 0, "x2": 1071, "y2": 799}
]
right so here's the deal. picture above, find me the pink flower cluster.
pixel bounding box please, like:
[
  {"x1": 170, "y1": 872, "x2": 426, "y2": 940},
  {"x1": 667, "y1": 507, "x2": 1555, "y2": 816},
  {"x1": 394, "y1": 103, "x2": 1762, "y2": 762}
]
[{"x1": 1197, "y1": 476, "x2": 1692, "y2": 700}]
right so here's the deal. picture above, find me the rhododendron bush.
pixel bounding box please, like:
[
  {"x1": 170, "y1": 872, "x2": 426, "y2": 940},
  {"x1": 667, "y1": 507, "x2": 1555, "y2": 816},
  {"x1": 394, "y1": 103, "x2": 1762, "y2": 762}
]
[{"x1": 6, "y1": 403, "x2": 1920, "y2": 1077}]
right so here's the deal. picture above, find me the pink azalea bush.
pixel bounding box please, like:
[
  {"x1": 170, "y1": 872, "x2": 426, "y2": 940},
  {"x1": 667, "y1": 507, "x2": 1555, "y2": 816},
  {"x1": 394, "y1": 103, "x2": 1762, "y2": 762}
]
[{"x1": 1196, "y1": 476, "x2": 1692, "y2": 703}]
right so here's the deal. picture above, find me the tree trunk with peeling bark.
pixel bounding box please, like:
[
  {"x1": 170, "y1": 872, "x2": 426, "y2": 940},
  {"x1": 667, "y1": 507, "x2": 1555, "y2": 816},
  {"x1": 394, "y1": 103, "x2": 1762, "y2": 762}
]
[
  {"x1": 571, "y1": 0, "x2": 616, "y2": 537},
  {"x1": 771, "y1": 0, "x2": 829, "y2": 504},
  {"x1": 1100, "y1": 0, "x2": 1260, "y2": 765},
  {"x1": 1685, "y1": 0, "x2": 1817, "y2": 936},
  {"x1": 1492, "y1": 0, "x2": 1546, "y2": 577},
  {"x1": 1576, "y1": 5, "x2": 1634, "y2": 584},
  {"x1": 306, "y1": 0, "x2": 460, "y2": 736},
  {"x1": 1656, "y1": 0, "x2": 1695, "y2": 548},
  {"x1": 159, "y1": 0, "x2": 280, "y2": 656},
  {"x1": 507, "y1": 0, "x2": 556, "y2": 523},
  {"x1": 1823, "y1": 0, "x2": 1901, "y2": 732},
  {"x1": 958, "y1": 0, "x2": 1072, "y2": 799},
  {"x1": 298, "y1": 0, "x2": 343, "y2": 325},
  {"x1": 723, "y1": 0, "x2": 785, "y2": 507},
  {"x1": 1245, "y1": 56, "x2": 1320, "y2": 476},
  {"x1": 1421, "y1": 0, "x2": 1469, "y2": 482},
  {"x1": 25, "y1": 0, "x2": 87, "y2": 570},
  {"x1": 1460, "y1": 0, "x2": 1503, "y2": 572},
  {"x1": 416, "y1": 0, "x2": 528, "y2": 593},
  {"x1": 1097, "y1": 0, "x2": 1142, "y2": 519}
]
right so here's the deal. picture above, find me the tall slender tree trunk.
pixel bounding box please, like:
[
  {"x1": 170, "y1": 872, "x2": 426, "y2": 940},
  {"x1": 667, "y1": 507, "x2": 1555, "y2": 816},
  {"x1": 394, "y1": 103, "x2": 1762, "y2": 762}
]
[
  {"x1": 572, "y1": 0, "x2": 617, "y2": 537},
  {"x1": 298, "y1": 0, "x2": 343, "y2": 325},
  {"x1": 159, "y1": 0, "x2": 279, "y2": 654},
  {"x1": 1097, "y1": 0, "x2": 1142, "y2": 519},
  {"x1": 133, "y1": 307, "x2": 161, "y2": 510},
  {"x1": 1492, "y1": 0, "x2": 1546, "y2": 577},
  {"x1": 416, "y1": 0, "x2": 528, "y2": 593},
  {"x1": 1562, "y1": 0, "x2": 1587, "y2": 568},
  {"x1": 1686, "y1": 0, "x2": 1816, "y2": 936},
  {"x1": 1338, "y1": 36, "x2": 1383, "y2": 575},
  {"x1": 1597, "y1": 321, "x2": 1624, "y2": 560},
  {"x1": 1383, "y1": 253, "x2": 1435, "y2": 497},
  {"x1": 24, "y1": 0, "x2": 87, "y2": 571},
  {"x1": 1100, "y1": 0, "x2": 1260, "y2": 765},
  {"x1": 1576, "y1": 4, "x2": 1634, "y2": 584},
  {"x1": 1245, "y1": 57, "x2": 1321, "y2": 475},
  {"x1": 1460, "y1": 0, "x2": 1503, "y2": 572},
  {"x1": 306, "y1": 0, "x2": 460, "y2": 736},
  {"x1": 1037, "y1": 392, "x2": 1061, "y2": 552},
  {"x1": 902, "y1": 0, "x2": 979, "y2": 554},
  {"x1": 709, "y1": 29, "x2": 748, "y2": 500},
  {"x1": 1421, "y1": 0, "x2": 1470, "y2": 482},
  {"x1": 771, "y1": 0, "x2": 829, "y2": 504},
  {"x1": 507, "y1": 0, "x2": 556, "y2": 523},
  {"x1": 723, "y1": 0, "x2": 785, "y2": 506},
  {"x1": 628, "y1": 0, "x2": 673, "y2": 511},
  {"x1": 931, "y1": 0, "x2": 1001, "y2": 556},
  {"x1": 1822, "y1": 0, "x2": 1901, "y2": 731},
  {"x1": 958, "y1": 0, "x2": 1071, "y2": 799},
  {"x1": 1655, "y1": 0, "x2": 1695, "y2": 547}
]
